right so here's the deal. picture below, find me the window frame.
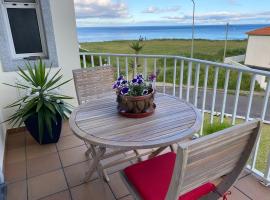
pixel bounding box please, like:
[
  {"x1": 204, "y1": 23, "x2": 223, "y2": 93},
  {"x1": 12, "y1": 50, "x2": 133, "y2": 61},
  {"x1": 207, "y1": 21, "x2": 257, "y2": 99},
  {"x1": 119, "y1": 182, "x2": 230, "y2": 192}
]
[{"x1": 1, "y1": 0, "x2": 47, "y2": 59}]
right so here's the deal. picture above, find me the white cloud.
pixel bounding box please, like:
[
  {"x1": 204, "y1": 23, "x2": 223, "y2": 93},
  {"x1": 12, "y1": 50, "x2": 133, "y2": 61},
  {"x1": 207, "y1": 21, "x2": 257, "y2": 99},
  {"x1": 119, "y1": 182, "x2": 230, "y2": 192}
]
[
  {"x1": 74, "y1": 0, "x2": 129, "y2": 18},
  {"x1": 163, "y1": 11, "x2": 270, "y2": 24},
  {"x1": 142, "y1": 6, "x2": 180, "y2": 14}
]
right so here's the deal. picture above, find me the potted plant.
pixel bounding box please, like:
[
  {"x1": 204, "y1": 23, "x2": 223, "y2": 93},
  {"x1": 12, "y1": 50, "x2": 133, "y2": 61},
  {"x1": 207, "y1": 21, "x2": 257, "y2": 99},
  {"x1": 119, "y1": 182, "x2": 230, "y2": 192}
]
[
  {"x1": 113, "y1": 73, "x2": 156, "y2": 118},
  {"x1": 3, "y1": 60, "x2": 73, "y2": 144}
]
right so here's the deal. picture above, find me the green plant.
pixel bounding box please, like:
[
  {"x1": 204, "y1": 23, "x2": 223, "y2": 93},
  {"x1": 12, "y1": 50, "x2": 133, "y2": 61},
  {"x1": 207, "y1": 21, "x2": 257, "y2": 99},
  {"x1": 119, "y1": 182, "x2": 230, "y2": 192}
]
[
  {"x1": 3, "y1": 60, "x2": 73, "y2": 142},
  {"x1": 129, "y1": 37, "x2": 145, "y2": 76},
  {"x1": 203, "y1": 122, "x2": 232, "y2": 136},
  {"x1": 129, "y1": 37, "x2": 144, "y2": 54}
]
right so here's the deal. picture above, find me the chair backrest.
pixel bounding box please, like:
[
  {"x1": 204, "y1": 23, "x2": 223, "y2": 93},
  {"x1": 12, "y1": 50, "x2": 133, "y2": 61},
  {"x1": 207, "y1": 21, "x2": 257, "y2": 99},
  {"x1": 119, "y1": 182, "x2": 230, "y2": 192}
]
[
  {"x1": 166, "y1": 120, "x2": 262, "y2": 200},
  {"x1": 72, "y1": 66, "x2": 115, "y2": 105}
]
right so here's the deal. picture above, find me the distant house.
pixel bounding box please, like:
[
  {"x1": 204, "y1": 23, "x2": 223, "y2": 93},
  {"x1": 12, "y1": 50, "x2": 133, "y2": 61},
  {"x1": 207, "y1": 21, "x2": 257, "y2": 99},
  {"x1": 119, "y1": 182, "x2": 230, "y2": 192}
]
[{"x1": 245, "y1": 26, "x2": 270, "y2": 70}]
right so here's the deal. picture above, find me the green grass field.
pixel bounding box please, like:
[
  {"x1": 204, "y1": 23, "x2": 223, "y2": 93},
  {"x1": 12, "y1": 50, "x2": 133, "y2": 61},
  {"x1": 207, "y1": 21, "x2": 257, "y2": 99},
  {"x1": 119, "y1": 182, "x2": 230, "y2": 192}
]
[
  {"x1": 80, "y1": 39, "x2": 262, "y2": 91},
  {"x1": 80, "y1": 39, "x2": 247, "y2": 61}
]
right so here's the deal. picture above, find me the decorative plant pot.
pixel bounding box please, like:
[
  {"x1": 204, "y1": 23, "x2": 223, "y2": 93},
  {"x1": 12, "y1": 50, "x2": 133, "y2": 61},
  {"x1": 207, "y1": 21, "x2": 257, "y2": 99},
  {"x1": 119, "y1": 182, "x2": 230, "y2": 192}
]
[
  {"x1": 117, "y1": 90, "x2": 156, "y2": 118},
  {"x1": 24, "y1": 113, "x2": 62, "y2": 144}
]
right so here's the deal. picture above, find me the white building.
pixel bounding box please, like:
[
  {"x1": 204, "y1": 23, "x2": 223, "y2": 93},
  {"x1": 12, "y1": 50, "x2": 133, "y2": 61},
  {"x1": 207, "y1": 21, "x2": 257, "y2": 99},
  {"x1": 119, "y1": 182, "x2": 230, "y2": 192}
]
[
  {"x1": 0, "y1": 0, "x2": 80, "y2": 182},
  {"x1": 245, "y1": 26, "x2": 270, "y2": 70}
]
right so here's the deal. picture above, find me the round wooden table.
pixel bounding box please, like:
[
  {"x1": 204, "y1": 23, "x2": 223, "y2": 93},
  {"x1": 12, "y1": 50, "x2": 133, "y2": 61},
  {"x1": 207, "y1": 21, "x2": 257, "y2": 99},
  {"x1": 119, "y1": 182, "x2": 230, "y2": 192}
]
[{"x1": 69, "y1": 93, "x2": 202, "y2": 181}]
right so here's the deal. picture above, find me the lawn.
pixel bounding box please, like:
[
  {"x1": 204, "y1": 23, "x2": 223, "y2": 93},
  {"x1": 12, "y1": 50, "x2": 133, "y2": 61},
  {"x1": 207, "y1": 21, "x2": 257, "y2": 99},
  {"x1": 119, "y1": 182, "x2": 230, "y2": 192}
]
[{"x1": 80, "y1": 39, "x2": 262, "y2": 92}]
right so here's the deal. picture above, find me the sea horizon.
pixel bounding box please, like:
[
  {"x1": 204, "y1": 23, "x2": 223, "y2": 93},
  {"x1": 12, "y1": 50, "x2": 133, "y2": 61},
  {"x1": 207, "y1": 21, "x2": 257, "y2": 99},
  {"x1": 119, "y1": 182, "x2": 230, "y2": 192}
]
[{"x1": 77, "y1": 23, "x2": 269, "y2": 43}]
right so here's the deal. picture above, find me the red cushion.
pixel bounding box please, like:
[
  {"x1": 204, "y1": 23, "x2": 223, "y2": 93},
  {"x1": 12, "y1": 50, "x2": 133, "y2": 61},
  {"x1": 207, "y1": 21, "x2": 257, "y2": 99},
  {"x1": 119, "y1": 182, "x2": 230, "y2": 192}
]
[{"x1": 124, "y1": 152, "x2": 216, "y2": 200}]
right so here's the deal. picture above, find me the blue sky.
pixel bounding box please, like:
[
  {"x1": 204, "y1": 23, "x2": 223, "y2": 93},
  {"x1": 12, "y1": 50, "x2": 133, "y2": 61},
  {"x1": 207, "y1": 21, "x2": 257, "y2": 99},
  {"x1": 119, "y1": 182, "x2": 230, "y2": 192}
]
[{"x1": 74, "y1": 0, "x2": 270, "y2": 27}]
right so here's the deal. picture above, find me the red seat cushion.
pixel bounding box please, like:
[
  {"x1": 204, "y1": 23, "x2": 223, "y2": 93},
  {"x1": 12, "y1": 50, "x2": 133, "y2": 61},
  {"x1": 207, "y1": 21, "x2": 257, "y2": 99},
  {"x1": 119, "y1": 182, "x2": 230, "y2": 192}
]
[{"x1": 124, "y1": 152, "x2": 216, "y2": 200}]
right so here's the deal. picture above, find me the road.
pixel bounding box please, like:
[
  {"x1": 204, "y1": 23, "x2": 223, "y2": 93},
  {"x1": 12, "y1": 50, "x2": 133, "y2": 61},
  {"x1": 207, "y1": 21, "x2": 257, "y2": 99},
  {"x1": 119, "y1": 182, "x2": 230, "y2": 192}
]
[{"x1": 156, "y1": 86, "x2": 270, "y2": 121}]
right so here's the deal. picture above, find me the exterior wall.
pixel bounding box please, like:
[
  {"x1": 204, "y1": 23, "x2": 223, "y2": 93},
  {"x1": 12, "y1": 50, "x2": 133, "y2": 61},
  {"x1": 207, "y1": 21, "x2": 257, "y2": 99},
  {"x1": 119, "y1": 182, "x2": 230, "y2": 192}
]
[
  {"x1": 0, "y1": 0, "x2": 80, "y2": 177},
  {"x1": 0, "y1": 0, "x2": 59, "y2": 71},
  {"x1": 245, "y1": 35, "x2": 270, "y2": 69}
]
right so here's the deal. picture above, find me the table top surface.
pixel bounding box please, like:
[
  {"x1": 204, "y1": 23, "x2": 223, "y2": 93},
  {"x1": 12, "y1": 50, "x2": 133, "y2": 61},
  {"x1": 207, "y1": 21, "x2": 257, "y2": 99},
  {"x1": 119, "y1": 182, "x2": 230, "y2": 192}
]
[{"x1": 69, "y1": 93, "x2": 202, "y2": 149}]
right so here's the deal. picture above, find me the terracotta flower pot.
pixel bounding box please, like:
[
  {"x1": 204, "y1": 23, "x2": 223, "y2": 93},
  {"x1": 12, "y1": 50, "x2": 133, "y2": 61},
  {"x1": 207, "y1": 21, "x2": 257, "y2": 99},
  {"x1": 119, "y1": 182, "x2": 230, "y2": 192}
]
[{"x1": 117, "y1": 91, "x2": 156, "y2": 118}]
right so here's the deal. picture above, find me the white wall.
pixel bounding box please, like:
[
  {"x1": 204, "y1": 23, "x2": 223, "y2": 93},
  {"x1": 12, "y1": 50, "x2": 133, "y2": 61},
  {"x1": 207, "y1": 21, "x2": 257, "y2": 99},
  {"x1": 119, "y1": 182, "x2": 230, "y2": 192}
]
[
  {"x1": 245, "y1": 35, "x2": 270, "y2": 69},
  {"x1": 0, "y1": 0, "x2": 80, "y2": 176}
]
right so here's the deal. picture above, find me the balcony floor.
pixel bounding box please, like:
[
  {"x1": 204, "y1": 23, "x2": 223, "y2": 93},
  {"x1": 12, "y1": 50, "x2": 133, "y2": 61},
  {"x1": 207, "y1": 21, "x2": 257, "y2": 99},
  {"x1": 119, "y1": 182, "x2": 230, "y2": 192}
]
[{"x1": 5, "y1": 121, "x2": 270, "y2": 200}]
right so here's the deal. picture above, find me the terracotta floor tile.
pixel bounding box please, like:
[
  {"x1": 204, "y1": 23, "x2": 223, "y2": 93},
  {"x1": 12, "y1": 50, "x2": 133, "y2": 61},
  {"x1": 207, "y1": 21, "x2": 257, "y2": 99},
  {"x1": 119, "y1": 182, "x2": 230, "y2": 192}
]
[
  {"x1": 71, "y1": 179, "x2": 115, "y2": 200},
  {"x1": 108, "y1": 172, "x2": 129, "y2": 199},
  {"x1": 5, "y1": 147, "x2": 25, "y2": 164},
  {"x1": 27, "y1": 169, "x2": 68, "y2": 200},
  {"x1": 7, "y1": 133, "x2": 25, "y2": 150},
  {"x1": 59, "y1": 145, "x2": 89, "y2": 167},
  {"x1": 26, "y1": 144, "x2": 57, "y2": 160},
  {"x1": 64, "y1": 160, "x2": 98, "y2": 187},
  {"x1": 61, "y1": 121, "x2": 73, "y2": 137},
  {"x1": 238, "y1": 170, "x2": 251, "y2": 180},
  {"x1": 235, "y1": 175, "x2": 270, "y2": 200},
  {"x1": 56, "y1": 135, "x2": 84, "y2": 151},
  {"x1": 26, "y1": 133, "x2": 39, "y2": 146},
  {"x1": 218, "y1": 187, "x2": 251, "y2": 200},
  {"x1": 5, "y1": 161, "x2": 26, "y2": 183},
  {"x1": 27, "y1": 153, "x2": 62, "y2": 177},
  {"x1": 40, "y1": 190, "x2": 71, "y2": 200},
  {"x1": 7, "y1": 180, "x2": 27, "y2": 200}
]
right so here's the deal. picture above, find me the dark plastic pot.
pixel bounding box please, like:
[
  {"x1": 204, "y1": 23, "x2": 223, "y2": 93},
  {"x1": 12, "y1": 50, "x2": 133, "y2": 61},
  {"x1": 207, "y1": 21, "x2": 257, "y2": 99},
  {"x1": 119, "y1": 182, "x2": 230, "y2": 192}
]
[{"x1": 24, "y1": 113, "x2": 62, "y2": 144}]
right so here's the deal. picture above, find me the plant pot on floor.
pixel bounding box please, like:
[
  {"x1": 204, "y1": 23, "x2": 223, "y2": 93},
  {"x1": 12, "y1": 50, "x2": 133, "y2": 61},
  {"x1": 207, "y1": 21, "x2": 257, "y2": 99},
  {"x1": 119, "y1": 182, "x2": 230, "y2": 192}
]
[{"x1": 24, "y1": 113, "x2": 62, "y2": 144}]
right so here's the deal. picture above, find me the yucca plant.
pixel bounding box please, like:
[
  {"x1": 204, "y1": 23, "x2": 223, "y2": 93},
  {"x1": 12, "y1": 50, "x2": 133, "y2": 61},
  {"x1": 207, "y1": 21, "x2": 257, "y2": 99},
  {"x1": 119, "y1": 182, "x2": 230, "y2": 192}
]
[
  {"x1": 3, "y1": 60, "x2": 73, "y2": 144},
  {"x1": 129, "y1": 36, "x2": 145, "y2": 77}
]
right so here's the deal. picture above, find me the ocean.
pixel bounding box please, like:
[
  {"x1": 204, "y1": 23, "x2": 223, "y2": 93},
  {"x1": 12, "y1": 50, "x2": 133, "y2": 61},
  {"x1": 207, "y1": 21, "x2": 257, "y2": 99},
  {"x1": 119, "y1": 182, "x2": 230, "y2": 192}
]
[{"x1": 77, "y1": 24, "x2": 269, "y2": 42}]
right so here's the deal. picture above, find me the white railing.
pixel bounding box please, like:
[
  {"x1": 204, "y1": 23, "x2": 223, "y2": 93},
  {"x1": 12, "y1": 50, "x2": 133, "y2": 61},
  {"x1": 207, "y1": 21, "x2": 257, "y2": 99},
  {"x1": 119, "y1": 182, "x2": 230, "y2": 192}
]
[{"x1": 79, "y1": 52, "x2": 270, "y2": 186}]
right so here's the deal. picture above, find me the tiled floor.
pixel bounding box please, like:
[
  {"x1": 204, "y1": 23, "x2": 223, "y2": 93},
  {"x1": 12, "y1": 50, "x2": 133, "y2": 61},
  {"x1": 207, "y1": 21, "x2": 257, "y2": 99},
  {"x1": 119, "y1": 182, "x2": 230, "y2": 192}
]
[{"x1": 4, "y1": 121, "x2": 270, "y2": 200}]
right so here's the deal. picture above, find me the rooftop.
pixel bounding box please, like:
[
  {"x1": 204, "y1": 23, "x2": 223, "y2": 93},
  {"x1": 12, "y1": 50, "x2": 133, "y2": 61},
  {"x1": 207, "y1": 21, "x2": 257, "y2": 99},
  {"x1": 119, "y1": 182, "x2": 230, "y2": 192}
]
[
  {"x1": 246, "y1": 26, "x2": 270, "y2": 36},
  {"x1": 5, "y1": 121, "x2": 270, "y2": 200}
]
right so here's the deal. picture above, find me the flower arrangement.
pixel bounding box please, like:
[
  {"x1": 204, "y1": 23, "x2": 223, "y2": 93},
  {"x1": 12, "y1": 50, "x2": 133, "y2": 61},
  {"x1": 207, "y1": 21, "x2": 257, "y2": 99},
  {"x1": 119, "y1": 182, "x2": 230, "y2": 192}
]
[
  {"x1": 113, "y1": 73, "x2": 156, "y2": 117},
  {"x1": 113, "y1": 73, "x2": 156, "y2": 96},
  {"x1": 3, "y1": 60, "x2": 73, "y2": 144}
]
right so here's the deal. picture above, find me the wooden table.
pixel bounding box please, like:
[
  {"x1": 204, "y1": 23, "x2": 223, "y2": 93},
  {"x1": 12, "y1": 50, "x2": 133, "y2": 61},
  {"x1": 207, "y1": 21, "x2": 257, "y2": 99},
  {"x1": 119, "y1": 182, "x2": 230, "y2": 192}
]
[{"x1": 69, "y1": 93, "x2": 202, "y2": 181}]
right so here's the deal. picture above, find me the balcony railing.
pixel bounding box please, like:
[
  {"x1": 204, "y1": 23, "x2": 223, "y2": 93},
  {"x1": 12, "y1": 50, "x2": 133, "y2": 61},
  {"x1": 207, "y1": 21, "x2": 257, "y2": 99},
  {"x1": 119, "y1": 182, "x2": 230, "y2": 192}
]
[{"x1": 79, "y1": 52, "x2": 270, "y2": 186}]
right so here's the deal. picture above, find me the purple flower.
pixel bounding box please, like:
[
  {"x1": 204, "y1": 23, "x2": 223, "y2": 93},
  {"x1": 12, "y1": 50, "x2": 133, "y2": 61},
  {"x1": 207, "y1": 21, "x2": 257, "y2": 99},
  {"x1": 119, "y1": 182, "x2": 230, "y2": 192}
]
[
  {"x1": 117, "y1": 75, "x2": 124, "y2": 81},
  {"x1": 122, "y1": 80, "x2": 127, "y2": 84},
  {"x1": 138, "y1": 79, "x2": 143, "y2": 84},
  {"x1": 148, "y1": 73, "x2": 156, "y2": 82},
  {"x1": 137, "y1": 74, "x2": 143, "y2": 79},
  {"x1": 121, "y1": 87, "x2": 129, "y2": 95},
  {"x1": 132, "y1": 78, "x2": 138, "y2": 83},
  {"x1": 143, "y1": 90, "x2": 148, "y2": 95},
  {"x1": 112, "y1": 83, "x2": 118, "y2": 89}
]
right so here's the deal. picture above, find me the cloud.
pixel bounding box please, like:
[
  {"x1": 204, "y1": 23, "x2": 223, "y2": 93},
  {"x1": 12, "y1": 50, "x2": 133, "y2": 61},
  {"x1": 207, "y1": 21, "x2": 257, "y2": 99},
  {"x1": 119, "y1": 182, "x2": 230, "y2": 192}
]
[
  {"x1": 163, "y1": 11, "x2": 270, "y2": 24},
  {"x1": 74, "y1": 0, "x2": 129, "y2": 18},
  {"x1": 142, "y1": 6, "x2": 180, "y2": 14}
]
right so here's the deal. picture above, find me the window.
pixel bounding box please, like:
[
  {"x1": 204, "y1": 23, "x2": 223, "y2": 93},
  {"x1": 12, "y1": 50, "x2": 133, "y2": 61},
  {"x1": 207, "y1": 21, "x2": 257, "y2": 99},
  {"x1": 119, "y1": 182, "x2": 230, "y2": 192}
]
[{"x1": 2, "y1": 0, "x2": 47, "y2": 59}]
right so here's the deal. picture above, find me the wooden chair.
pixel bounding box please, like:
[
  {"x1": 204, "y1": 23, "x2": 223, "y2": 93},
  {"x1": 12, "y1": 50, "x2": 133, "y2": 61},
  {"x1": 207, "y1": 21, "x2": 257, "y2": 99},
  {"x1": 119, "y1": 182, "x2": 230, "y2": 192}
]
[
  {"x1": 72, "y1": 66, "x2": 144, "y2": 181},
  {"x1": 122, "y1": 120, "x2": 262, "y2": 200},
  {"x1": 72, "y1": 66, "x2": 115, "y2": 105}
]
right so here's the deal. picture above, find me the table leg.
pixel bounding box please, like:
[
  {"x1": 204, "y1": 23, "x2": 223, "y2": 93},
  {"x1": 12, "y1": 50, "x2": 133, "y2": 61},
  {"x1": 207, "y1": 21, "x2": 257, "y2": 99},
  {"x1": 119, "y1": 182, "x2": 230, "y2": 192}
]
[
  {"x1": 84, "y1": 146, "x2": 106, "y2": 182},
  {"x1": 84, "y1": 140, "x2": 92, "y2": 157},
  {"x1": 148, "y1": 146, "x2": 167, "y2": 159}
]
